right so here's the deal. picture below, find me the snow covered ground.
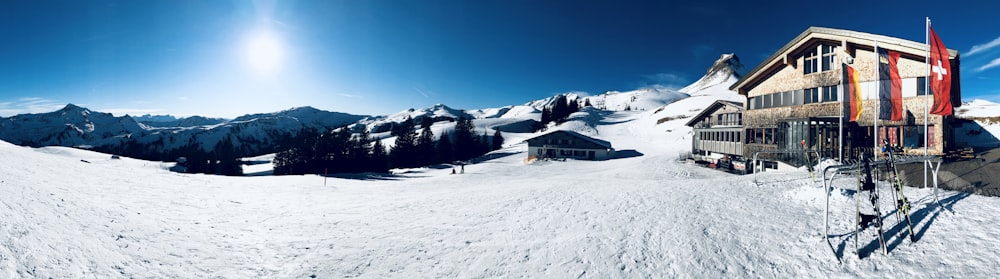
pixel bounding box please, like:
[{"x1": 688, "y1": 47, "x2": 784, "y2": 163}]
[{"x1": 3, "y1": 106, "x2": 1000, "y2": 278}]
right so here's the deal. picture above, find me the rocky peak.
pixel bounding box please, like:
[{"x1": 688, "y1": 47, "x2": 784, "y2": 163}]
[
  {"x1": 705, "y1": 53, "x2": 744, "y2": 79},
  {"x1": 679, "y1": 53, "x2": 744, "y2": 94}
]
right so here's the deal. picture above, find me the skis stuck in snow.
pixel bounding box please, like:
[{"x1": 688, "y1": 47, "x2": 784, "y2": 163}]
[
  {"x1": 883, "y1": 141, "x2": 916, "y2": 243},
  {"x1": 855, "y1": 153, "x2": 887, "y2": 257},
  {"x1": 850, "y1": 144, "x2": 918, "y2": 259}
]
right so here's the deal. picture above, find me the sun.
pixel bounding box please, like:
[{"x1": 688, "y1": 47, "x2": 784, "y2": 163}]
[{"x1": 243, "y1": 31, "x2": 284, "y2": 75}]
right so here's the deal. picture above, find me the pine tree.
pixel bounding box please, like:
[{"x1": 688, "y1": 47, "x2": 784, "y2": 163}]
[
  {"x1": 416, "y1": 124, "x2": 435, "y2": 166},
  {"x1": 551, "y1": 95, "x2": 568, "y2": 123},
  {"x1": 214, "y1": 135, "x2": 243, "y2": 176},
  {"x1": 346, "y1": 128, "x2": 371, "y2": 173},
  {"x1": 390, "y1": 116, "x2": 418, "y2": 168},
  {"x1": 584, "y1": 99, "x2": 592, "y2": 107},
  {"x1": 492, "y1": 129, "x2": 504, "y2": 151},
  {"x1": 436, "y1": 131, "x2": 453, "y2": 164},
  {"x1": 480, "y1": 130, "x2": 490, "y2": 155},
  {"x1": 453, "y1": 117, "x2": 477, "y2": 161},
  {"x1": 540, "y1": 107, "x2": 551, "y2": 125},
  {"x1": 369, "y1": 139, "x2": 389, "y2": 173}
]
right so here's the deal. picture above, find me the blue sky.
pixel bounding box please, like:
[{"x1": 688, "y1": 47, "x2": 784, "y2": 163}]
[{"x1": 1, "y1": 0, "x2": 998, "y2": 118}]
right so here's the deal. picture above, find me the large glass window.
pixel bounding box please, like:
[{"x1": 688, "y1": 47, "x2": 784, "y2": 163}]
[
  {"x1": 821, "y1": 45, "x2": 837, "y2": 71},
  {"x1": 822, "y1": 85, "x2": 839, "y2": 102},
  {"x1": 804, "y1": 44, "x2": 836, "y2": 74},
  {"x1": 804, "y1": 49, "x2": 818, "y2": 74},
  {"x1": 805, "y1": 88, "x2": 819, "y2": 104}
]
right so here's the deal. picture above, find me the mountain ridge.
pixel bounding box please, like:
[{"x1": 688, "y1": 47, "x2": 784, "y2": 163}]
[{"x1": 0, "y1": 53, "x2": 748, "y2": 159}]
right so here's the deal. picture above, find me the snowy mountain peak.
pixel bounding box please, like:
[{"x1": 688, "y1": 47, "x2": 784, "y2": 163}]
[
  {"x1": 679, "y1": 53, "x2": 744, "y2": 95},
  {"x1": 707, "y1": 53, "x2": 743, "y2": 79},
  {"x1": 58, "y1": 103, "x2": 91, "y2": 115}
]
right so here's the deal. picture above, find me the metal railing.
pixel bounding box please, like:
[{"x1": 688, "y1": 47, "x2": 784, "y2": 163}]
[{"x1": 820, "y1": 156, "x2": 944, "y2": 246}]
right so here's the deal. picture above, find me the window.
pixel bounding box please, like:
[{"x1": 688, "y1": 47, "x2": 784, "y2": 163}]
[
  {"x1": 763, "y1": 94, "x2": 772, "y2": 109},
  {"x1": 804, "y1": 49, "x2": 818, "y2": 74},
  {"x1": 752, "y1": 96, "x2": 761, "y2": 109},
  {"x1": 560, "y1": 150, "x2": 573, "y2": 156},
  {"x1": 821, "y1": 45, "x2": 836, "y2": 72},
  {"x1": 822, "y1": 85, "x2": 838, "y2": 102},
  {"x1": 805, "y1": 44, "x2": 836, "y2": 74},
  {"x1": 805, "y1": 88, "x2": 819, "y2": 104},
  {"x1": 917, "y1": 77, "x2": 929, "y2": 96}
]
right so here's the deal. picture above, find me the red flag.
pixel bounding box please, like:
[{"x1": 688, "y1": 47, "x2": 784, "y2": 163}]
[
  {"x1": 877, "y1": 48, "x2": 903, "y2": 121},
  {"x1": 842, "y1": 64, "x2": 863, "y2": 122},
  {"x1": 929, "y1": 26, "x2": 952, "y2": 115}
]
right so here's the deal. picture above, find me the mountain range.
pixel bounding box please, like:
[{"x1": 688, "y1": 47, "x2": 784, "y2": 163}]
[{"x1": 0, "y1": 54, "x2": 746, "y2": 160}]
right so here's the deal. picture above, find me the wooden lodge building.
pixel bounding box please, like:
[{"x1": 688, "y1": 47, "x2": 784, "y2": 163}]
[
  {"x1": 685, "y1": 100, "x2": 750, "y2": 172},
  {"x1": 688, "y1": 27, "x2": 961, "y2": 171},
  {"x1": 525, "y1": 130, "x2": 615, "y2": 161}
]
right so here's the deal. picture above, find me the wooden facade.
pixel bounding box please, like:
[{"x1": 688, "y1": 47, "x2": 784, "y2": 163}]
[
  {"x1": 686, "y1": 100, "x2": 745, "y2": 159},
  {"x1": 731, "y1": 27, "x2": 961, "y2": 163}
]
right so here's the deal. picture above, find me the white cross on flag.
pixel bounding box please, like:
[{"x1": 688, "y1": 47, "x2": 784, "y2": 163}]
[{"x1": 928, "y1": 26, "x2": 952, "y2": 116}]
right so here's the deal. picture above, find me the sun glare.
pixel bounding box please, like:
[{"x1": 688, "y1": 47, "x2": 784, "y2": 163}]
[{"x1": 243, "y1": 31, "x2": 284, "y2": 75}]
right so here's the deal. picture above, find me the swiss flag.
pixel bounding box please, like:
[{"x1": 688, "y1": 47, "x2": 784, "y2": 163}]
[{"x1": 928, "y1": 26, "x2": 952, "y2": 116}]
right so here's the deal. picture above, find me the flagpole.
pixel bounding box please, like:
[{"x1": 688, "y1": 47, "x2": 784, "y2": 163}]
[
  {"x1": 925, "y1": 17, "x2": 931, "y2": 191},
  {"x1": 839, "y1": 71, "x2": 844, "y2": 163},
  {"x1": 874, "y1": 40, "x2": 880, "y2": 154},
  {"x1": 925, "y1": 18, "x2": 931, "y2": 156}
]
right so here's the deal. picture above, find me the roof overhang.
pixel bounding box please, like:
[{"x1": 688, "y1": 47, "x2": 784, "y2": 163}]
[
  {"x1": 684, "y1": 100, "x2": 745, "y2": 127},
  {"x1": 730, "y1": 26, "x2": 960, "y2": 96}
]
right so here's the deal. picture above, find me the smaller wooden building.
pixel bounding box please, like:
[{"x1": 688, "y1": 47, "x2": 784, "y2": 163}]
[
  {"x1": 685, "y1": 100, "x2": 750, "y2": 173},
  {"x1": 525, "y1": 130, "x2": 615, "y2": 161}
]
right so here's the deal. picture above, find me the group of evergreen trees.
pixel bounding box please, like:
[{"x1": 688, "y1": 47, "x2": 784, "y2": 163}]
[
  {"x1": 537, "y1": 95, "x2": 586, "y2": 131},
  {"x1": 166, "y1": 135, "x2": 245, "y2": 176},
  {"x1": 272, "y1": 116, "x2": 504, "y2": 176},
  {"x1": 272, "y1": 127, "x2": 388, "y2": 175}
]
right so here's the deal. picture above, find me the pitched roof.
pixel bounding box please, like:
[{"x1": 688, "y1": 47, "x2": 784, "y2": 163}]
[
  {"x1": 731, "y1": 26, "x2": 960, "y2": 94},
  {"x1": 684, "y1": 100, "x2": 744, "y2": 127},
  {"x1": 525, "y1": 130, "x2": 612, "y2": 149}
]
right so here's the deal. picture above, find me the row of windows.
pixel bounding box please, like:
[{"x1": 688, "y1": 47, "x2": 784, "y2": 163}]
[
  {"x1": 716, "y1": 113, "x2": 742, "y2": 126},
  {"x1": 699, "y1": 131, "x2": 742, "y2": 143},
  {"x1": 751, "y1": 76, "x2": 936, "y2": 111},
  {"x1": 742, "y1": 125, "x2": 934, "y2": 147},
  {"x1": 559, "y1": 150, "x2": 590, "y2": 156},
  {"x1": 543, "y1": 139, "x2": 575, "y2": 145},
  {"x1": 749, "y1": 85, "x2": 839, "y2": 110}
]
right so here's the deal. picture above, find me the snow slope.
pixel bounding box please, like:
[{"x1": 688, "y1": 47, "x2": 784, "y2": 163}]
[
  {"x1": 957, "y1": 99, "x2": 1000, "y2": 118},
  {"x1": 4, "y1": 102, "x2": 1000, "y2": 277}
]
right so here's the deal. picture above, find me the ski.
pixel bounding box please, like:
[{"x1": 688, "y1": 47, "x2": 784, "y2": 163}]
[
  {"x1": 883, "y1": 142, "x2": 916, "y2": 242},
  {"x1": 856, "y1": 153, "x2": 887, "y2": 258}
]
